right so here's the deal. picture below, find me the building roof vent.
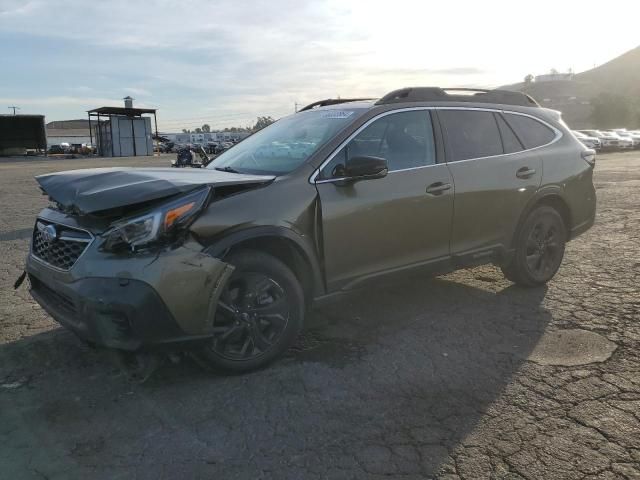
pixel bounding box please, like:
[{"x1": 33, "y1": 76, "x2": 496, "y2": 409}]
[{"x1": 123, "y1": 96, "x2": 134, "y2": 108}]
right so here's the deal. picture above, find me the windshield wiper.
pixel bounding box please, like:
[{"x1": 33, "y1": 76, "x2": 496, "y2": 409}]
[{"x1": 214, "y1": 166, "x2": 241, "y2": 174}]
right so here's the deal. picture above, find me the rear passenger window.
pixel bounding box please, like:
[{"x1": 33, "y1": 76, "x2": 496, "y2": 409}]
[
  {"x1": 495, "y1": 113, "x2": 524, "y2": 153},
  {"x1": 503, "y1": 113, "x2": 556, "y2": 149},
  {"x1": 438, "y1": 110, "x2": 503, "y2": 161}
]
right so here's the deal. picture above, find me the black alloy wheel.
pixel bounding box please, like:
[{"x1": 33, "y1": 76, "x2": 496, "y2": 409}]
[
  {"x1": 524, "y1": 217, "x2": 562, "y2": 281},
  {"x1": 501, "y1": 206, "x2": 567, "y2": 287},
  {"x1": 211, "y1": 273, "x2": 289, "y2": 361},
  {"x1": 194, "y1": 249, "x2": 304, "y2": 373}
]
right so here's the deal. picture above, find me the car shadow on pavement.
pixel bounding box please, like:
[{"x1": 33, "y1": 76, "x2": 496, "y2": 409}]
[{"x1": 0, "y1": 271, "x2": 551, "y2": 478}]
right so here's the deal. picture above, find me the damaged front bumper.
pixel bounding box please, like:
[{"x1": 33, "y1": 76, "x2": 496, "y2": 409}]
[{"x1": 26, "y1": 230, "x2": 233, "y2": 352}]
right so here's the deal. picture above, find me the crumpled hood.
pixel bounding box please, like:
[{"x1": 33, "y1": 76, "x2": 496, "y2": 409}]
[{"x1": 36, "y1": 167, "x2": 275, "y2": 214}]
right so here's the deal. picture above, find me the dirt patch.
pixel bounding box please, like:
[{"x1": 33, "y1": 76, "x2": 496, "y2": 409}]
[{"x1": 527, "y1": 329, "x2": 618, "y2": 366}]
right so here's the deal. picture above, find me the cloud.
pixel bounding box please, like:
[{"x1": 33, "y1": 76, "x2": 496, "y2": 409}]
[
  {"x1": 2, "y1": 0, "x2": 639, "y2": 128},
  {"x1": 0, "y1": 96, "x2": 123, "y2": 107},
  {"x1": 0, "y1": 0, "x2": 37, "y2": 16},
  {"x1": 123, "y1": 87, "x2": 152, "y2": 97}
]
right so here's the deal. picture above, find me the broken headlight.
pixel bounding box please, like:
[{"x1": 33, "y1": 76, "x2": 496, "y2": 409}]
[{"x1": 101, "y1": 187, "x2": 210, "y2": 252}]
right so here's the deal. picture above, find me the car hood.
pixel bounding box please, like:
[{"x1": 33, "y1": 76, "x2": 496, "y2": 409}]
[{"x1": 36, "y1": 167, "x2": 275, "y2": 214}]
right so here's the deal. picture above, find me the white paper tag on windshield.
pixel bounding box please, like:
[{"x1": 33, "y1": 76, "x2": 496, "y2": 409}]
[{"x1": 320, "y1": 110, "x2": 354, "y2": 119}]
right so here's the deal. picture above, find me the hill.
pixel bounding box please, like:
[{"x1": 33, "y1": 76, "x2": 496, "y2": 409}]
[{"x1": 501, "y1": 46, "x2": 640, "y2": 128}]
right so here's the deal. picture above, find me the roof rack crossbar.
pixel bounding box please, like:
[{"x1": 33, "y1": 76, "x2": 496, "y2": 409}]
[
  {"x1": 299, "y1": 98, "x2": 374, "y2": 112},
  {"x1": 375, "y1": 87, "x2": 539, "y2": 107}
]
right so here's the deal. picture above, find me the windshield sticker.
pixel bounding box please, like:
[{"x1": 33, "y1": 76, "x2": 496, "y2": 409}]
[{"x1": 320, "y1": 110, "x2": 354, "y2": 119}]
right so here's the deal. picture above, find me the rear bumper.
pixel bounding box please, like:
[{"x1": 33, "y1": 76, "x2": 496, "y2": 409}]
[
  {"x1": 570, "y1": 211, "x2": 595, "y2": 241},
  {"x1": 26, "y1": 237, "x2": 234, "y2": 351}
]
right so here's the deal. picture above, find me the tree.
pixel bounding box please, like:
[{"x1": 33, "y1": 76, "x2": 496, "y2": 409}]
[
  {"x1": 182, "y1": 129, "x2": 192, "y2": 133},
  {"x1": 524, "y1": 74, "x2": 534, "y2": 84},
  {"x1": 202, "y1": 124, "x2": 211, "y2": 132},
  {"x1": 253, "y1": 116, "x2": 275, "y2": 132},
  {"x1": 195, "y1": 127, "x2": 202, "y2": 133}
]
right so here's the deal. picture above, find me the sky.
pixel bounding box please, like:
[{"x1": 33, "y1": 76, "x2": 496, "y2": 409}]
[{"x1": 1, "y1": 0, "x2": 639, "y2": 132}]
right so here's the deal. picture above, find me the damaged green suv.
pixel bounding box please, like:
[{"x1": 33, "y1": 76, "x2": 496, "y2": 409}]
[{"x1": 24, "y1": 88, "x2": 596, "y2": 372}]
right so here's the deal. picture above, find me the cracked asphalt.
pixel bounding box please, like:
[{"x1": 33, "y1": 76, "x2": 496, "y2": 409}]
[{"x1": 1, "y1": 152, "x2": 639, "y2": 479}]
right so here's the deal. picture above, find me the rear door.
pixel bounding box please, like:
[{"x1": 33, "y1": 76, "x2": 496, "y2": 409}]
[
  {"x1": 437, "y1": 109, "x2": 550, "y2": 260},
  {"x1": 315, "y1": 109, "x2": 454, "y2": 291}
]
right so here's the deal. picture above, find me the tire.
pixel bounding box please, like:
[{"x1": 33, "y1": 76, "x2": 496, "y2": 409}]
[
  {"x1": 193, "y1": 249, "x2": 304, "y2": 374},
  {"x1": 501, "y1": 206, "x2": 567, "y2": 287}
]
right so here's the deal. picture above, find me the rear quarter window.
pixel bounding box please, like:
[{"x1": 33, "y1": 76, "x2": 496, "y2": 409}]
[
  {"x1": 495, "y1": 113, "x2": 524, "y2": 154},
  {"x1": 503, "y1": 113, "x2": 556, "y2": 149}
]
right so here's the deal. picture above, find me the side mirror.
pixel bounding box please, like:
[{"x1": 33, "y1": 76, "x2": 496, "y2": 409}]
[{"x1": 344, "y1": 155, "x2": 388, "y2": 181}]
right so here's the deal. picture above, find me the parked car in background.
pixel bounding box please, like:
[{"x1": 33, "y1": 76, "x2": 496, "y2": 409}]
[
  {"x1": 157, "y1": 142, "x2": 174, "y2": 153},
  {"x1": 610, "y1": 130, "x2": 639, "y2": 148},
  {"x1": 573, "y1": 131, "x2": 601, "y2": 150},
  {"x1": 205, "y1": 142, "x2": 219, "y2": 154},
  {"x1": 47, "y1": 145, "x2": 66, "y2": 155},
  {"x1": 606, "y1": 131, "x2": 633, "y2": 149},
  {"x1": 578, "y1": 130, "x2": 621, "y2": 150},
  {"x1": 628, "y1": 131, "x2": 640, "y2": 148},
  {"x1": 24, "y1": 87, "x2": 596, "y2": 373}
]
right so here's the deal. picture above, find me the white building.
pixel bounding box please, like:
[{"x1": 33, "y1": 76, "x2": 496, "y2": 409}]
[
  {"x1": 46, "y1": 120, "x2": 93, "y2": 147},
  {"x1": 163, "y1": 131, "x2": 251, "y2": 144},
  {"x1": 534, "y1": 72, "x2": 574, "y2": 83}
]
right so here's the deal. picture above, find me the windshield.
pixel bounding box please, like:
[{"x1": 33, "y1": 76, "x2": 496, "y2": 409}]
[{"x1": 207, "y1": 108, "x2": 365, "y2": 175}]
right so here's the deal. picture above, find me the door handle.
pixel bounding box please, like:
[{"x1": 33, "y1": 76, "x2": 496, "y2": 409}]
[
  {"x1": 426, "y1": 182, "x2": 452, "y2": 195},
  {"x1": 516, "y1": 167, "x2": 536, "y2": 179}
]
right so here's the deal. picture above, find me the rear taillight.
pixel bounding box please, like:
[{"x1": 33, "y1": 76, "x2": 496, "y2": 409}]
[{"x1": 581, "y1": 149, "x2": 596, "y2": 167}]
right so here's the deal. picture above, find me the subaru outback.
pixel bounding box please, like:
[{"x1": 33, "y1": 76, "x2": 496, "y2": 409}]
[{"x1": 22, "y1": 87, "x2": 596, "y2": 373}]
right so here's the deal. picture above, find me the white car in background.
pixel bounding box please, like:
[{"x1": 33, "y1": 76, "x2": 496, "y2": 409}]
[
  {"x1": 578, "y1": 130, "x2": 621, "y2": 149},
  {"x1": 612, "y1": 129, "x2": 640, "y2": 148},
  {"x1": 603, "y1": 130, "x2": 634, "y2": 149},
  {"x1": 573, "y1": 131, "x2": 601, "y2": 150}
]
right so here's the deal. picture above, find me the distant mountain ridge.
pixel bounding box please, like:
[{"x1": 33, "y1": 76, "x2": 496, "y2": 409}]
[{"x1": 500, "y1": 46, "x2": 640, "y2": 128}]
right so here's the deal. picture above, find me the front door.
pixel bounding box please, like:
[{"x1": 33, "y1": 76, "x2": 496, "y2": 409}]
[{"x1": 314, "y1": 110, "x2": 454, "y2": 291}]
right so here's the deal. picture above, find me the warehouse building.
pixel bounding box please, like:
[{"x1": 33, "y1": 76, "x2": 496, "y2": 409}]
[{"x1": 46, "y1": 119, "x2": 94, "y2": 148}]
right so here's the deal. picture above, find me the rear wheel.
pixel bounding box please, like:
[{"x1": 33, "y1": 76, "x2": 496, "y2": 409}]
[
  {"x1": 194, "y1": 250, "x2": 304, "y2": 373},
  {"x1": 501, "y1": 206, "x2": 567, "y2": 287}
]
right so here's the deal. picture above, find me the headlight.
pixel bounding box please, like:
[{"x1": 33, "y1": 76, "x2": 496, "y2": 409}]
[{"x1": 101, "y1": 187, "x2": 210, "y2": 252}]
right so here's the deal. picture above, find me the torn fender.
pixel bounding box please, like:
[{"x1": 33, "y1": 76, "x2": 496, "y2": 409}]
[{"x1": 144, "y1": 246, "x2": 235, "y2": 335}]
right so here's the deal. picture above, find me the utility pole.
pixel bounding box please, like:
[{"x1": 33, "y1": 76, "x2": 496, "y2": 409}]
[
  {"x1": 8, "y1": 106, "x2": 20, "y2": 115},
  {"x1": 294, "y1": 102, "x2": 299, "y2": 113}
]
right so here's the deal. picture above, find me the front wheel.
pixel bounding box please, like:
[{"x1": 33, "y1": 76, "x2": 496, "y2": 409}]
[
  {"x1": 501, "y1": 206, "x2": 567, "y2": 287},
  {"x1": 193, "y1": 249, "x2": 304, "y2": 373}
]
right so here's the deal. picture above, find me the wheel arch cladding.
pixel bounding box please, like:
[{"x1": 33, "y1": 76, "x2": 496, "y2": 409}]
[
  {"x1": 205, "y1": 229, "x2": 324, "y2": 303},
  {"x1": 512, "y1": 194, "x2": 573, "y2": 248}
]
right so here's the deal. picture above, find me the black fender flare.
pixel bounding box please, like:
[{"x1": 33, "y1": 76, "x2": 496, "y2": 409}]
[
  {"x1": 203, "y1": 226, "x2": 325, "y2": 297},
  {"x1": 510, "y1": 186, "x2": 572, "y2": 249}
]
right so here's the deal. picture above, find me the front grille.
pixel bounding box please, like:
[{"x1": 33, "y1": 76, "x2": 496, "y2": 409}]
[{"x1": 31, "y1": 220, "x2": 92, "y2": 270}]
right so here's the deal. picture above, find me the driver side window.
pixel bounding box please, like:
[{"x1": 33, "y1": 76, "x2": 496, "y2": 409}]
[{"x1": 319, "y1": 110, "x2": 435, "y2": 180}]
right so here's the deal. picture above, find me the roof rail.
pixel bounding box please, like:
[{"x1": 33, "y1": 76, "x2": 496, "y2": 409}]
[
  {"x1": 299, "y1": 98, "x2": 374, "y2": 112},
  {"x1": 375, "y1": 87, "x2": 539, "y2": 107}
]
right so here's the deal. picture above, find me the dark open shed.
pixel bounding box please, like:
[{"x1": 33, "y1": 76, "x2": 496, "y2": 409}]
[
  {"x1": 0, "y1": 115, "x2": 47, "y2": 155},
  {"x1": 87, "y1": 103, "x2": 158, "y2": 157}
]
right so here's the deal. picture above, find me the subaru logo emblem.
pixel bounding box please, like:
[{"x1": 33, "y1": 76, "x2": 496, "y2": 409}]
[{"x1": 42, "y1": 224, "x2": 57, "y2": 243}]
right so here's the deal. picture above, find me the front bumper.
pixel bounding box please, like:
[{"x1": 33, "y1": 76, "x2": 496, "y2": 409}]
[{"x1": 26, "y1": 217, "x2": 233, "y2": 351}]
